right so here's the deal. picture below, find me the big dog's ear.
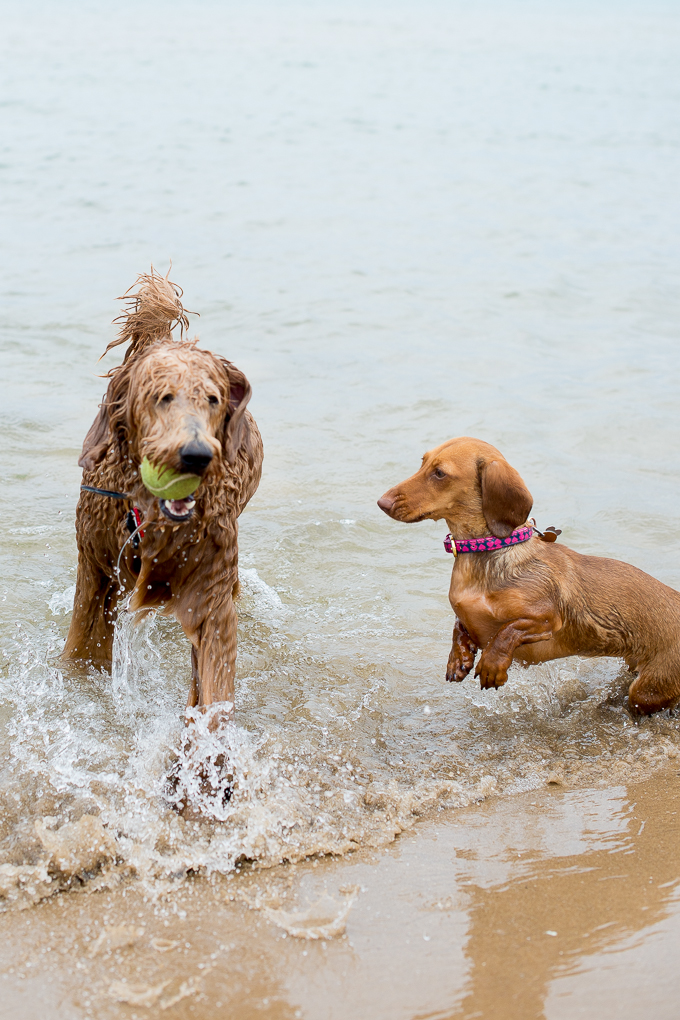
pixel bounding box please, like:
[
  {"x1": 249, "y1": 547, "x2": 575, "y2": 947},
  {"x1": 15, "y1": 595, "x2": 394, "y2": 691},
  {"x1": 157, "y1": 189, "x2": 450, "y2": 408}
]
[
  {"x1": 78, "y1": 366, "x2": 132, "y2": 471},
  {"x1": 78, "y1": 400, "x2": 111, "y2": 470},
  {"x1": 220, "y1": 359, "x2": 254, "y2": 464},
  {"x1": 480, "y1": 458, "x2": 533, "y2": 538}
]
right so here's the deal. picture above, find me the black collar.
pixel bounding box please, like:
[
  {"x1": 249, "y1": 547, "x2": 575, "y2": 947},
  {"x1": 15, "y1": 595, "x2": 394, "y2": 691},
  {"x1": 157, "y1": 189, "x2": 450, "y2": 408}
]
[{"x1": 80, "y1": 484, "x2": 131, "y2": 500}]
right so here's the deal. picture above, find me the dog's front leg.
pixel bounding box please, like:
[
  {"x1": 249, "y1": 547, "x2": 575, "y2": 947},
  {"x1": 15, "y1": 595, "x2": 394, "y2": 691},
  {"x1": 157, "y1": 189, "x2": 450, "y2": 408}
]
[
  {"x1": 185, "y1": 596, "x2": 238, "y2": 724},
  {"x1": 446, "y1": 620, "x2": 478, "y2": 682},
  {"x1": 62, "y1": 559, "x2": 117, "y2": 665},
  {"x1": 475, "y1": 616, "x2": 554, "y2": 690}
]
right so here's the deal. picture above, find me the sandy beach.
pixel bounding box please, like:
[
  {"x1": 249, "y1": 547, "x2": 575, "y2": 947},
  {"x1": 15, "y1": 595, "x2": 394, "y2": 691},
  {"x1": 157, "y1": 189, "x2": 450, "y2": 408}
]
[{"x1": 2, "y1": 768, "x2": 680, "y2": 1018}]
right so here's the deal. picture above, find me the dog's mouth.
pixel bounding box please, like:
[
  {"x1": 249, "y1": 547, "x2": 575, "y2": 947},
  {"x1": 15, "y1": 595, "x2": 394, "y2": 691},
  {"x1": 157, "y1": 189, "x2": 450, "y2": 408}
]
[
  {"x1": 160, "y1": 496, "x2": 196, "y2": 522},
  {"x1": 378, "y1": 495, "x2": 432, "y2": 524},
  {"x1": 393, "y1": 507, "x2": 431, "y2": 523}
]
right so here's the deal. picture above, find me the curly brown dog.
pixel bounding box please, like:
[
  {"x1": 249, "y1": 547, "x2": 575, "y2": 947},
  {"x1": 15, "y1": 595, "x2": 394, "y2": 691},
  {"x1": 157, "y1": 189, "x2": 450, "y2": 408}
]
[
  {"x1": 63, "y1": 270, "x2": 263, "y2": 719},
  {"x1": 378, "y1": 436, "x2": 680, "y2": 715}
]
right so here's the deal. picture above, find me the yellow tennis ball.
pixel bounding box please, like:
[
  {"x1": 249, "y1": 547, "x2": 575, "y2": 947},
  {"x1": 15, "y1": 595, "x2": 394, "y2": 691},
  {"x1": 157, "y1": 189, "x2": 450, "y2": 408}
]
[{"x1": 140, "y1": 457, "x2": 201, "y2": 500}]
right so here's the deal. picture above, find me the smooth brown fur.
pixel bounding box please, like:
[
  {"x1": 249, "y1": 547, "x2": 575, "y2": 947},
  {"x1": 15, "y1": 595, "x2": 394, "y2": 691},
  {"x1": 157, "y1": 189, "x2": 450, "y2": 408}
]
[
  {"x1": 378, "y1": 436, "x2": 680, "y2": 715},
  {"x1": 63, "y1": 270, "x2": 263, "y2": 719}
]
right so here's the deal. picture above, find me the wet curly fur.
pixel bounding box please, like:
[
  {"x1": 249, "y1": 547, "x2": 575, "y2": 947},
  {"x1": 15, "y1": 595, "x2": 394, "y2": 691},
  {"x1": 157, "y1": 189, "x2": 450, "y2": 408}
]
[{"x1": 63, "y1": 270, "x2": 263, "y2": 718}]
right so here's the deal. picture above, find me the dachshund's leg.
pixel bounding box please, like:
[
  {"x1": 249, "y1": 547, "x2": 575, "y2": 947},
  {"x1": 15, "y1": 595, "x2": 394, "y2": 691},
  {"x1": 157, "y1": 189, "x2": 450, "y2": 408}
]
[
  {"x1": 446, "y1": 620, "x2": 478, "y2": 682},
  {"x1": 475, "y1": 616, "x2": 554, "y2": 690},
  {"x1": 186, "y1": 597, "x2": 238, "y2": 725},
  {"x1": 628, "y1": 652, "x2": 680, "y2": 715},
  {"x1": 62, "y1": 558, "x2": 117, "y2": 665}
]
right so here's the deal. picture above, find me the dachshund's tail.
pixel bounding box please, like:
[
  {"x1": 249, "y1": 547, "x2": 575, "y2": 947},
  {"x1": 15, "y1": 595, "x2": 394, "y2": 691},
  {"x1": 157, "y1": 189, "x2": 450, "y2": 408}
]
[{"x1": 103, "y1": 266, "x2": 196, "y2": 365}]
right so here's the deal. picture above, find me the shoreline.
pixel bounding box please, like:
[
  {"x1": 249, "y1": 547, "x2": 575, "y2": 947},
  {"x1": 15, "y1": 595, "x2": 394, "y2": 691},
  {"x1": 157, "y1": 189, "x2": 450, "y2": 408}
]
[{"x1": 2, "y1": 765, "x2": 679, "y2": 1019}]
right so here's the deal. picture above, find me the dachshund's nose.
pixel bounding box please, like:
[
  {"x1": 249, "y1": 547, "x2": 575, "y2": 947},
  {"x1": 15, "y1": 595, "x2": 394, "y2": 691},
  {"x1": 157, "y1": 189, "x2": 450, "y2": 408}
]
[
  {"x1": 180, "y1": 441, "x2": 214, "y2": 475},
  {"x1": 377, "y1": 495, "x2": 395, "y2": 514}
]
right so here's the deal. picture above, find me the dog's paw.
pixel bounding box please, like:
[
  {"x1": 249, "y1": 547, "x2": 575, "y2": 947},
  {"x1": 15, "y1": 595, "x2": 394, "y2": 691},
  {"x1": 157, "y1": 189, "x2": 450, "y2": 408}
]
[
  {"x1": 446, "y1": 656, "x2": 473, "y2": 682},
  {"x1": 446, "y1": 629, "x2": 477, "y2": 683},
  {"x1": 164, "y1": 753, "x2": 233, "y2": 818},
  {"x1": 446, "y1": 656, "x2": 473, "y2": 681},
  {"x1": 474, "y1": 658, "x2": 509, "y2": 690}
]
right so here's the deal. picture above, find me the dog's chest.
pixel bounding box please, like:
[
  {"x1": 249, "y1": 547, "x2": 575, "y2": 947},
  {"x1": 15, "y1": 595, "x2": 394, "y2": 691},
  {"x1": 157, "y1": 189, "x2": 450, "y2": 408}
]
[{"x1": 448, "y1": 566, "x2": 503, "y2": 643}]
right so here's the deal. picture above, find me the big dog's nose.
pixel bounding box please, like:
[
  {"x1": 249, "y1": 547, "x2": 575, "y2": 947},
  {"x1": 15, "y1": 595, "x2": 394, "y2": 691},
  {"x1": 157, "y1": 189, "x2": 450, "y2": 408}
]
[
  {"x1": 377, "y1": 495, "x2": 395, "y2": 514},
  {"x1": 179, "y1": 441, "x2": 214, "y2": 475}
]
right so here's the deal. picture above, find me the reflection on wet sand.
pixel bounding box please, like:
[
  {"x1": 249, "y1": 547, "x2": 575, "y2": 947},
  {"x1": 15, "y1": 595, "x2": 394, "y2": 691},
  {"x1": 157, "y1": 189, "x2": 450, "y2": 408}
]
[
  {"x1": 448, "y1": 778, "x2": 680, "y2": 1019},
  {"x1": 1, "y1": 770, "x2": 679, "y2": 1019}
]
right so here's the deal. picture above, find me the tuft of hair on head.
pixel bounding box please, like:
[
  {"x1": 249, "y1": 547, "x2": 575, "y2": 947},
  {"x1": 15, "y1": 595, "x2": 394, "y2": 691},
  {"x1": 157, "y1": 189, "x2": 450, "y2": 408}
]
[{"x1": 102, "y1": 265, "x2": 197, "y2": 367}]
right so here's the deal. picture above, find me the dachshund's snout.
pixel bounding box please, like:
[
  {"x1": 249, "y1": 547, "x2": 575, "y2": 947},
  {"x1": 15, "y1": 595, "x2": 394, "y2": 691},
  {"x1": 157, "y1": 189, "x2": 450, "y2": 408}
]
[
  {"x1": 180, "y1": 441, "x2": 214, "y2": 475},
  {"x1": 378, "y1": 495, "x2": 395, "y2": 514}
]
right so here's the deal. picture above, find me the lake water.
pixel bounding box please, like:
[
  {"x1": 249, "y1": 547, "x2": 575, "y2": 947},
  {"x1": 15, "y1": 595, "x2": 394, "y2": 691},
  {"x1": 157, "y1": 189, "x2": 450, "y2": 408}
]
[{"x1": 1, "y1": 0, "x2": 680, "y2": 1016}]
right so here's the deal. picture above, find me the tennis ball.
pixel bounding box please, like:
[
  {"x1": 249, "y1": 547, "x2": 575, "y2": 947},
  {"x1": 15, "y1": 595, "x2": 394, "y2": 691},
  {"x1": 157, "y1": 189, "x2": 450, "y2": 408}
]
[{"x1": 140, "y1": 457, "x2": 201, "y2": 500}]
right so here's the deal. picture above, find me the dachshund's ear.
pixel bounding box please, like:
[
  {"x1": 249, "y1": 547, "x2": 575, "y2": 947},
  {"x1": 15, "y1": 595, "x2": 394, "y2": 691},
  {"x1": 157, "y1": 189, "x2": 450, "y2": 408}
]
[
  {"x1": 78, "y1": 399, "x2": 111, "y2": 471},
  {"x1": 480, "y1": 458, "x2": 533, "y2": 538},
  {"x1": 221, "y1": 360, "x2": 254, "y2": 463}
]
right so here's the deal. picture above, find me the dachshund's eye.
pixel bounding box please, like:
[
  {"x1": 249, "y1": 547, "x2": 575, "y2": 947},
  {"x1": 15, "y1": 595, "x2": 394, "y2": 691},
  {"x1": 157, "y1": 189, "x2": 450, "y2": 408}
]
[
  {"x1": 159, "y1": 393, "x2": 174, "y2": 404},
  {"x1": 433, "y1": 467, "x2": 446, "y2": 480},
  {"x1": 207, "y1": 394, "x2": 219, "y2": 405}
]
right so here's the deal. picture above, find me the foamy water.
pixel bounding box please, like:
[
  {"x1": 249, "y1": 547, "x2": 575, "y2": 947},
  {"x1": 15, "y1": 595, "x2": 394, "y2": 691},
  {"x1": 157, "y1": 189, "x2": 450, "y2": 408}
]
[
  {"x1": 1, "y1": 566, "x2": 679, "y2": 910},
  {"x1": 1, "y1": 0, "x2": 680, "y2": 914}
]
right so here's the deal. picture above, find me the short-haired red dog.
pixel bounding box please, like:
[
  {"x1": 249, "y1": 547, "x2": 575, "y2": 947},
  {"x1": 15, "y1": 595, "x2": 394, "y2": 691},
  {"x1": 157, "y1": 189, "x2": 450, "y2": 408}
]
[{"x1": 378, "y1": 436, "x2": 680, "y2": 715}]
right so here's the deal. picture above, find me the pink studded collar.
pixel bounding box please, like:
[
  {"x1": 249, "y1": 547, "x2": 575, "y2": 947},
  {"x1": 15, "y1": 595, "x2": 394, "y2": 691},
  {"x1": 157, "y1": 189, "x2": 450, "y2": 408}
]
[
  {"x1": 444, "y1": 521, "x2": 562, "y2": 555},
  {"x1": 444, "y1": 524, "x2": 535, "y2": 556}
]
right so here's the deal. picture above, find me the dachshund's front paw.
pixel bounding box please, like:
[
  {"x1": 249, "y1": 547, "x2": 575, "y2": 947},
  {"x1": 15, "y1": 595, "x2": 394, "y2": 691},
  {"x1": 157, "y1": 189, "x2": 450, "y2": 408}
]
[
  {"x1": 446, "y1": 623, "x2": 477, "y2": 683},
  {"x1": 446, "y1": 652, "x2": 474, "y2": 683},
  {"x1": 475, "y1": 656, "x2": 509, "y2": 690}
]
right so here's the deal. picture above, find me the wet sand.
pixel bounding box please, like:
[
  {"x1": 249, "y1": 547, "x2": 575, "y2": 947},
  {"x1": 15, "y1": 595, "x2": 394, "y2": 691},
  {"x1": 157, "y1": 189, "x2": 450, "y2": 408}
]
[{"x1": 2, "y1": 766, "x2": 679, "y2": 1020}]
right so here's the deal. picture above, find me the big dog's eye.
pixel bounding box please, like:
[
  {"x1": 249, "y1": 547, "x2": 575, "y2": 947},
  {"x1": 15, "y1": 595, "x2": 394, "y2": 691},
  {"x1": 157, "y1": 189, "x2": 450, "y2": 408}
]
[
  {"x1": 159, "y1": 393, "x2": 174, "y2": 404},
  {"x1": 207, "y1": 394, "x2": 219, "y2": 405},
  {"x1": 432, "y1": 467, "x2": 446, "y2": 480}
]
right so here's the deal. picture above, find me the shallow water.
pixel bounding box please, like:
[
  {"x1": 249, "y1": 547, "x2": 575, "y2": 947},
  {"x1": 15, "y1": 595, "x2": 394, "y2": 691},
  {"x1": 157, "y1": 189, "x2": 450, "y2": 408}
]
[{"x1": 1, "y1": 0, "x2": 680, "y2": 1013}]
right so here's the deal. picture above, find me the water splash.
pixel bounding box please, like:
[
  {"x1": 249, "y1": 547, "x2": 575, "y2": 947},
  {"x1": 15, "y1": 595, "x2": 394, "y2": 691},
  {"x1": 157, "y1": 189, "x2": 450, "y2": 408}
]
[{"x1": 1, "y1": 572, "x2": 680, "y2": 912}]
